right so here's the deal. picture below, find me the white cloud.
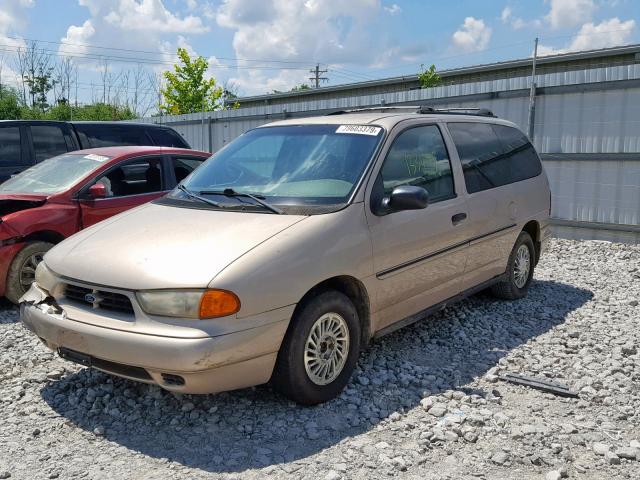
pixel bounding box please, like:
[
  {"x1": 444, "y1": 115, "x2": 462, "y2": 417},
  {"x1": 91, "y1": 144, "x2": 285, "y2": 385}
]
[
  {"x1": 500, "y1": 6, "x2": 512, "y2": 23},
  {"x1": 215, "y1": 0, "x2": 392, "y2": 94},
  {"x1": 62, "y1": 0, "x2": 210, "y2": 70},
  {"x1": 538, "y1": 17, "x2": 636, "y2": 56},
  {"x1": 545, "y1": 0, "x2": 596, "y2": 29},
  {"x1": 569, "y1": 17, "x2": 635, "y2": 50},
  {"x1": 97, "y1": 0, "x2": 208, "y2": 33},
  {"x1": 384, "y1": 4, "x2": 402, "y2": 15},
  {"x1": 0, "y1": 0, "x2": 35, "y2": 86},
  {"x1": 451, "y1": 17, "x2": 492, "y2": 53},
  {"x1": 500, "y1": 5, "x2": 540, "y2": 30}
]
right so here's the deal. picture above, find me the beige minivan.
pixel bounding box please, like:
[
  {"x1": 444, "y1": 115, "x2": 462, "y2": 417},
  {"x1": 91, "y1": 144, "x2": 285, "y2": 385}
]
[{"x1": 20, "y1": 107, "x2": 551, "y2": 405}]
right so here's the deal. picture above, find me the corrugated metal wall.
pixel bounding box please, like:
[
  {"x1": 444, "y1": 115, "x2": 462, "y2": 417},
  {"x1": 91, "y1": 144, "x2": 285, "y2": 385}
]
[{"x1": 133, "y1": 64, "x2": 640, "y2": 233}]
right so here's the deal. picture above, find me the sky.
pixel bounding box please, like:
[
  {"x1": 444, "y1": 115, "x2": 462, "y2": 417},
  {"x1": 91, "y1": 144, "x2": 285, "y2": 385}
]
[{"x1": 0, "y1": 0, "x2": 638, "y2": 112}]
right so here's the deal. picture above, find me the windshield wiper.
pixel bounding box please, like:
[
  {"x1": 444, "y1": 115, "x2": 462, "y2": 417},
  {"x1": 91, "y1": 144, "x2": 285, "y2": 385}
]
[
  {"x1": 198, "y1": 188, "x2": 283, "y2": 214},
  {"x1": 177, "y1": 184, "x2": 223, "y2": 208}
]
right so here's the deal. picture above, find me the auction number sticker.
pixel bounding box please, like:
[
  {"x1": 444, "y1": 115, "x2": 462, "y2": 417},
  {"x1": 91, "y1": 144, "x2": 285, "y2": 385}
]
[
  {"x1": 336, "y1": 125, "x2": 381, "y2": 136},
  {"x1": 84, "y1": 154, "x2": 110, "y2": 162}
]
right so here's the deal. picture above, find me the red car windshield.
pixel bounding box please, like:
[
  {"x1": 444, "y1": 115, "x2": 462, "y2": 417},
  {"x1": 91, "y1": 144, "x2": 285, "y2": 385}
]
[{"x1": 0, "y1": 153, "x2": 112, "y2": 195}]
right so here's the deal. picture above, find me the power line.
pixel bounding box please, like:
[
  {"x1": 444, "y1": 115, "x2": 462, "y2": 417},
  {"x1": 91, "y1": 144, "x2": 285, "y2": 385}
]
[{"x1": 0, "y1": 44, "x2": 311, "y2": 70}]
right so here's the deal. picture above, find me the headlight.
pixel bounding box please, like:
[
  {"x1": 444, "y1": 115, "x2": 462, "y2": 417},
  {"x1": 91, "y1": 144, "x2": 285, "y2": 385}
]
[
  {"x1": 136, "y1": 289, "x2": 241, "y2": 319},
  {"x1": 34, "y1": 262, "x2": 57, "y2": 292}
]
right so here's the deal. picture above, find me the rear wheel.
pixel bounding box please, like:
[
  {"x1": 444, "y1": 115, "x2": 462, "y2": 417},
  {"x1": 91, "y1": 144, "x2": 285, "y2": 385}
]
[
  {"x1": 5, "y1": 241, "x2": 53, "y2": 304},
  {"x1": 273, "y1": 291, "x2": 361, "y2": 405},
  {"x1": 490, "y1": 232, "x2": 535, "y2": 300}
]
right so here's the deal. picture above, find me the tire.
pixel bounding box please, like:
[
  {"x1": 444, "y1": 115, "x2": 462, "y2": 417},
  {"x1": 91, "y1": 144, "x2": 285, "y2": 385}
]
[
  {"x1": 272, "y1": 291, "x2": 361, "y2": 405},
  {"x1": 490, "y1": 231, "x2": 535, "y2": 300},
  {"x1": 5, "y1": 241, "x2": 53, "y2": 304}
]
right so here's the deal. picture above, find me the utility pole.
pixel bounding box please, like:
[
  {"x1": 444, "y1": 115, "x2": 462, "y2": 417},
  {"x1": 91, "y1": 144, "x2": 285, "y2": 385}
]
[
  {"x1": 309, "y1": 64, "x2": 328, "y2": 88},
  {"x1": 201, "y1": 94, "x2": 206, "y2": 151},
  {"x1": 527, "y1": 37, "x2": 539, "y2": 140}
]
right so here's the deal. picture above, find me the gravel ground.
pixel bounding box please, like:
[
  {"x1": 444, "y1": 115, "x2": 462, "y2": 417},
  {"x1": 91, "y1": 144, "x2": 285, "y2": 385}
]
[{"x1": 1, "y1": 238, "x2": 639, "y2": 480}]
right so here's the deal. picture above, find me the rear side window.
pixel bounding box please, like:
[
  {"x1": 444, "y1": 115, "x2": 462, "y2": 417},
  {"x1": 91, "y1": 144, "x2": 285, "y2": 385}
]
[
  {"x1": 380, "y1": 125, "x2": 455, "y2": 202},
  {"x1": 147, "y1": 128, "x2": 189, "y2": 148},
  {"x1": 493, "y1": 124, "x2": 542, "y2": 183},
  {"x1": 0, "y1": 126, "x2": 24, "y2": 166},
  {"x1": 448, "y1": 122, "x2": 541, "y2": 194},
  {"x1": 75, "y1": 125, "x2": 152, "y2": 148},
  {"x1": 31, "y1": 125, "x2": 72, "y2": 162}
]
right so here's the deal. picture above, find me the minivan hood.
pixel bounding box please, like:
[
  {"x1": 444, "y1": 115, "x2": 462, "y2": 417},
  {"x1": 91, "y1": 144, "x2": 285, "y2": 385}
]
[{"x1": 45, "y1": 203, "x2": 306, "y2": 290}]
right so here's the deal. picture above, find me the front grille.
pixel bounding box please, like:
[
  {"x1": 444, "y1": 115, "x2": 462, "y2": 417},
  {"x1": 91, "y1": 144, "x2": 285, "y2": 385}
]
[{"x1": 64, "y1": 283, "x2": 134, "y2": 315}]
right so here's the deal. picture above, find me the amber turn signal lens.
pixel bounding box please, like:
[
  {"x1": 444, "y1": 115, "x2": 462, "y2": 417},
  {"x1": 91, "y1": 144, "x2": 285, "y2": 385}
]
[{"x1": 199, "y1": 289, "x2": 241, "y2": 319}]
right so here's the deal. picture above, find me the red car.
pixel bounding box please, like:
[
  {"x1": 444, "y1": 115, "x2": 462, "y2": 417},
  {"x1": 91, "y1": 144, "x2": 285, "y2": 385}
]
[{"x1": 0, "y1": 146, "x2": 210, "y2": 303}]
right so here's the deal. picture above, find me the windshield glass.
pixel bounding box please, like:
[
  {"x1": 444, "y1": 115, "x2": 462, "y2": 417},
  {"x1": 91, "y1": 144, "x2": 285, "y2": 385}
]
[
  {"x1": 0, "y1": 152, "x2": 111, "y2": 194},
  {"x1": 177, "y1": 124, "x2": 383, "y2": 207}
]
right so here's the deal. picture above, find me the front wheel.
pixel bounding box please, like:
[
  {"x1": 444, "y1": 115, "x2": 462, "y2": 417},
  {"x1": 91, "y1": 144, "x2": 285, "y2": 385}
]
[
  {"x1": 272, "y1": 291, "x2": 361, "y2": 405},
  {"x1": 5, "y1": 241, "x2": 53, "y2": 304},
  {"x1": 490, "y1": 231, "x2": 535, "y2": 300}
]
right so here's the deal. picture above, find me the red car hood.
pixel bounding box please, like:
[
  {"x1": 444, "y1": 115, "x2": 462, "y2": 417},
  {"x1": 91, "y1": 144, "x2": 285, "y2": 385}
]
[{"x1": 0, "y1": 193, "x2": 48, "y2": 218}]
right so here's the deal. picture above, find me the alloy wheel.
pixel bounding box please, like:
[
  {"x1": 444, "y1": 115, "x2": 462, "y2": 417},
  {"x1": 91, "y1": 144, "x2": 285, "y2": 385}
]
[
  {"x1": 303, "y1": 312, "x2": 350, "y2": 386},
  {"x1": 513, "y1": 244, "x2": 531, "y2": 289}
]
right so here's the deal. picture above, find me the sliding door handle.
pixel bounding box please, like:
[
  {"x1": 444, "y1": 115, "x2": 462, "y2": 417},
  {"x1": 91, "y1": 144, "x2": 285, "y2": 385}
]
[{"x1": 451, "y1": 212, "x2": 467, "y2": 225}]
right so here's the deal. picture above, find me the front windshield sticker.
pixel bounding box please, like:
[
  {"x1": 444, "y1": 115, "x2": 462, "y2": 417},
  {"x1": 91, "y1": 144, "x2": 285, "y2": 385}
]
[
  {"x1": 336, "y1": 125, "x2": 381, "y2": 136},
  {"x1": 84, "y1": 154, "x2": 109, "y2": 162}
]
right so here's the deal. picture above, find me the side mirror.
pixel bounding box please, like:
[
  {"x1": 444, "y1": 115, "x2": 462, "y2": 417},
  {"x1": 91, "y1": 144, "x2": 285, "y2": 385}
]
[
  {"x1": 381, "y1": 185, "x2": 429, "y2": 214},
  {"x1": 87, "y1": 183, "x2": 107, "y2": 199}
]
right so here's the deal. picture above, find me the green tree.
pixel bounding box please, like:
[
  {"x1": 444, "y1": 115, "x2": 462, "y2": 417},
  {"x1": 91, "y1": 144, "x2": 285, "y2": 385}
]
[
  {"x1": 290, "y1": 83, "x2": 310, "y2": 92},
  {"x1": 45, "y1": 102, "x2": 136, "y2": 121},
  {"x1": 0, "y1": 86, "x2": 23, "y2": 119},
  {"x1": 418, "y1": 64, "x2": 442, "y2": 88},
  {"x1": 160, "y1": 48, "x2": 223, "y2": 115}
]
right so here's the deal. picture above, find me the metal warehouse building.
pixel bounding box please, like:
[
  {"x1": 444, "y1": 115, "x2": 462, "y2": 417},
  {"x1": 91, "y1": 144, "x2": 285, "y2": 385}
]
[{"x1": 134, "y1": 44, "x2": 640, "y2": 242}]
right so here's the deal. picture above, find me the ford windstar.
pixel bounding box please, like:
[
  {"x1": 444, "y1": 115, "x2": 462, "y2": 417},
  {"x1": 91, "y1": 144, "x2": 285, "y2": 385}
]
[{"x1": 20, "y1": 106, "x2": 551, "y2": 405}]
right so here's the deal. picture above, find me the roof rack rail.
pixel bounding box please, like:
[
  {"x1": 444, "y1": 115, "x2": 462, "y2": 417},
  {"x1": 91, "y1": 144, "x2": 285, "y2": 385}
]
[{"x1": 326, "y1": 105, "x2": 496, "y2": 117}]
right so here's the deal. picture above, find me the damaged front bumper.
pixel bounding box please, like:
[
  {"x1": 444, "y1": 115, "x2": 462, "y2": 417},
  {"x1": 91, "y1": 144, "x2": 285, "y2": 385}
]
[{"x1": 19, "y1": 283, "x2": 291, "y2": 394}]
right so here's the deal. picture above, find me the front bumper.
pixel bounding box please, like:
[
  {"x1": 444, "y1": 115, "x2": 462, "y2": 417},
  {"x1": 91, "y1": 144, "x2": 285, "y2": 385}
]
[{"x1": 20, "y1": 292, "x2": 293, "y2": 394}]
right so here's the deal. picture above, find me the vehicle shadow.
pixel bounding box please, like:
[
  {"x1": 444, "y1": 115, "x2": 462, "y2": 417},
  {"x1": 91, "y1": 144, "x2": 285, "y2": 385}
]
[{"x1": 40, "y1": 279, "x2": 592, "y2": 474}]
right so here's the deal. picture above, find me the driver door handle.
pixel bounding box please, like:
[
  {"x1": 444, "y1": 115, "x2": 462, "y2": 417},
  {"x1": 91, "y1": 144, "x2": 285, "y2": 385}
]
[{"x1": 451, "y1": 212, "x2": 467, "y2": 225}]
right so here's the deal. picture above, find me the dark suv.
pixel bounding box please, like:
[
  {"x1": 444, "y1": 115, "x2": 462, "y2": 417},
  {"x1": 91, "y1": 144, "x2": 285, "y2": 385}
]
[{"x1": 0, "y1": 120, "x2": 190, "y2": 182}]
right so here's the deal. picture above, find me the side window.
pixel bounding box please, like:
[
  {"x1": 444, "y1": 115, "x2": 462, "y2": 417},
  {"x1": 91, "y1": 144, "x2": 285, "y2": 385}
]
[
  {"x1": 492, "y1": 124, "x2": 542, "y2": 183},
  {"x1": 31, "y1": 125, "x2": 71, "y2": 163},
  {"x1": 148, "y1": 128, "x2": 189, "y2": 148},
  {"x1": 448, "y1": 122, "x2": 541, "y2": 194},
  {"x1": 93, "y1": 157, "x2": 164, "y2": 198},
  {"x1": 0, "y1": 127, "x2": 25, "y2": 166},
  {"x1": 171, "y1": 156, "x2": 205, "y2": 183},
  {"x1": 380, "y1": 125, "x2": 455, "y2": 202},
  {"x1": 76, "y1": 125, "x2": 152, "y2": 147}
]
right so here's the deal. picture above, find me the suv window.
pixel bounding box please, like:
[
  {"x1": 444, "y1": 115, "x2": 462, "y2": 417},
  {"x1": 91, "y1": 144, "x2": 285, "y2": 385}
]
[
  {"x1": 171, "y1": 155, "x2": 205, "y2": 183},
  {"x1": 31, "y1": 125, "x2": 71, "y2": 163},
  {"x1": 75, "y1": 125, "x2": 152, "y2": 148},
  {"x1": 0, "y1": 126, "x2": 24, "y2": 166},
  {"x1": 380, "y1": 125, "x2": 454, "y2": 202},
  {"x1": 147, "y1": 128, "x2": 189, "y2": 148},
  {"x1": 448, "y1": 122, "x2": 541, "y2": 194},
  {"x1": 94, "y1": 157, "x2": 164, "y2": 197}
]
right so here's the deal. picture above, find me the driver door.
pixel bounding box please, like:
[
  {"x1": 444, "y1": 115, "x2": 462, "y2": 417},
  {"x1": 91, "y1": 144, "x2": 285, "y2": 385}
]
[
  {"x1": 79, "y1": 155, "x2": 169, "y2": 228},
  {"x1": 365, "y1": 123, "x2": 469, "y2": 332}
]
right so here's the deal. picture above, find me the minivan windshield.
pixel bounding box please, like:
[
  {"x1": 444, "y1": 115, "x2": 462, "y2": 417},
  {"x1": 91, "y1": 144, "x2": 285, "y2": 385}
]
[
  {"x1": 0, "y1": 152, "x2": 111, "y2": 194},
  {"x1": 176, "y1": 124, "x2": 383, "y2": 209}
]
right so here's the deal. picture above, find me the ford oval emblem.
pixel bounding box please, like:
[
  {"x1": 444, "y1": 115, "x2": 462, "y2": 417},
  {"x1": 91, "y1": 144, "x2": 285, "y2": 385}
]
[{"x1": 84, "y1": 293, "x2": 97, "y2": 303}]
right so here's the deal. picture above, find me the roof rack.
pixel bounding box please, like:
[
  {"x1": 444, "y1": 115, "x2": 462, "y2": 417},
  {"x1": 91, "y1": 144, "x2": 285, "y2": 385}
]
[{"x1": 326, "y1": 105, "x2": 496, "y2": 117}]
